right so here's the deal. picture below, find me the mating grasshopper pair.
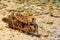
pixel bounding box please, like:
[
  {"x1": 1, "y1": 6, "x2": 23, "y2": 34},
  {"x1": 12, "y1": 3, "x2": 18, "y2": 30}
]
[{"x1": 2, "y1": 13, "x2": 39, "y2": 37}]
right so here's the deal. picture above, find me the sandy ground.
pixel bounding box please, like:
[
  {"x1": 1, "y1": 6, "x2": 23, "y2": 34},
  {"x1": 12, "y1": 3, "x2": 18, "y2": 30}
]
[{"x1": 0, "y1": 0, "x2": 60, "y2": 40}]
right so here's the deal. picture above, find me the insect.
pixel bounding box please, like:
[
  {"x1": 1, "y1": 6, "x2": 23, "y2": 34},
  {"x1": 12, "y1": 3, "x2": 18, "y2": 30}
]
[{"x1": 2, "y1": 13, "x2": 39, "y2": 37}]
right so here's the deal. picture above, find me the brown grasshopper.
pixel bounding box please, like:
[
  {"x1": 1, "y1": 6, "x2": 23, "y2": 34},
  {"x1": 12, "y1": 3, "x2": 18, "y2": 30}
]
[{"x1": 2, "y1": 13, "x2": 39, "y2": 37}]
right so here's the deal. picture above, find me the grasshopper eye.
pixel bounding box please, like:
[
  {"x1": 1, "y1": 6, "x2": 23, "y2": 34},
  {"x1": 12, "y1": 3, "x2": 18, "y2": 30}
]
[{"x1": 2, "y1": 18, "x2": 12, "y2": 24}]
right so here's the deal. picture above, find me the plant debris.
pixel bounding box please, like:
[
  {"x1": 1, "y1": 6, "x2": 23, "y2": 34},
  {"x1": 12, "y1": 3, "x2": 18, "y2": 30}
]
[{"x1": 2, "y1": 13, "x2": 40, "y2": 37}]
